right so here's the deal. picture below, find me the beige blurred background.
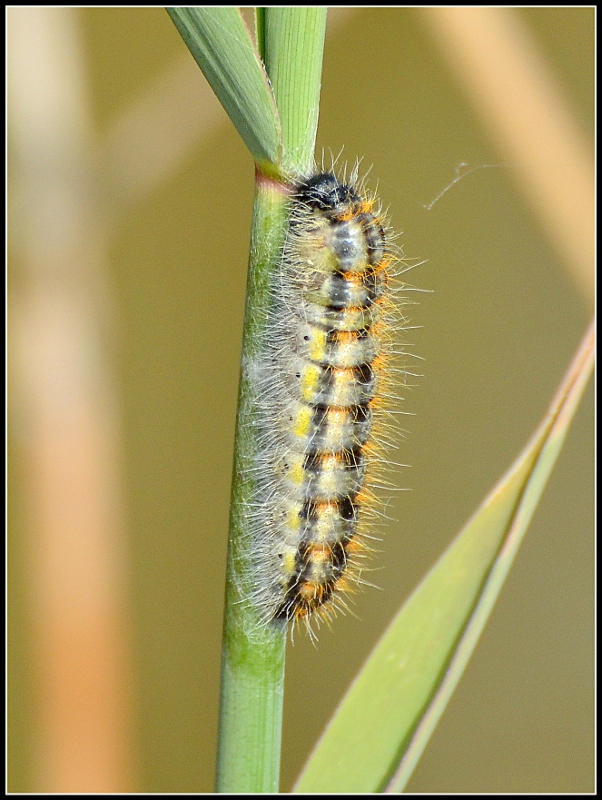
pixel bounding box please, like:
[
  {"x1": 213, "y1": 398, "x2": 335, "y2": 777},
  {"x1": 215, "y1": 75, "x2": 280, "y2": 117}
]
[{"x1": 8, "y1": 8, "x2": 593, "y2": 793}]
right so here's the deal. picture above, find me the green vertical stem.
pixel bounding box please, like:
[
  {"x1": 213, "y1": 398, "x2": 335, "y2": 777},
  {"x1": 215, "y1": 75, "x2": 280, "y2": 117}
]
[
  {"x1": 261, "y1": 8, "x2": 327, "y2": 176},
  {"x1": 216, "y1": 174, "x2": 290, "y2": 793},
  {"x1": 216, "y1": 9, "x2": 327, "y2": 792}
]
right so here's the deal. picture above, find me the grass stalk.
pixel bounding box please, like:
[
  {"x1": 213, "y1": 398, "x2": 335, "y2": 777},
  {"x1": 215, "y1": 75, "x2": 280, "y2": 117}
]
[{"x1": 215, "y1": 12, "x2": 326, "y2": 787}]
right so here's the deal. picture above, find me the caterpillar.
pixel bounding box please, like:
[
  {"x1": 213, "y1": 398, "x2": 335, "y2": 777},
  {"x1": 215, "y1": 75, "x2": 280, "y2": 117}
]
[{"x1": 249, "y1": 168, "x2": 406, "y2": 638}]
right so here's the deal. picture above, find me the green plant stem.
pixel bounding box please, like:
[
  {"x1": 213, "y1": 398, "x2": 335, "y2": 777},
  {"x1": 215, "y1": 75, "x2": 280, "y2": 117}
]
[
  {"x1": 260, "y1": 8, "x2": 327, "y2": 176},
  {"x1": 215, "y1": 175, "x2": 290, "y2": 793},
  {"x1": 216, "y1": 10, "x2": 327, "y2": 792}
]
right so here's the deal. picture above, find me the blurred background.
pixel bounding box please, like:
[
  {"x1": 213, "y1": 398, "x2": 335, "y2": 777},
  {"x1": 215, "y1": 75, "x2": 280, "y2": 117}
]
[{"x1": 8, "y1": 7, "x2": 593, "y2": 793}]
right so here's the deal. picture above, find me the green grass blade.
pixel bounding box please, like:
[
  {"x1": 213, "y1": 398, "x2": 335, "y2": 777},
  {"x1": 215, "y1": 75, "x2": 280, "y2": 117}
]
[
  {"x1": 166, "y1": 7, "x2": 282, "y2": 172},
  {"x1": 294, "y1": 321, "x2": 594, "y2": 794},
  {"x1": 260, "y1": 8, "x2": 327, "y2": 176}
]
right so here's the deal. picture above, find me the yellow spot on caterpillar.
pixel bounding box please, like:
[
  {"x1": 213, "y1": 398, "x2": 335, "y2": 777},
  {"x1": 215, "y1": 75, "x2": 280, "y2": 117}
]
[
  {"x1": 293, "y1": 404, "x2": 313, "y2": 438},
  {"x1": 308, "y1": 327, "x2": 327, "y2": 362}
]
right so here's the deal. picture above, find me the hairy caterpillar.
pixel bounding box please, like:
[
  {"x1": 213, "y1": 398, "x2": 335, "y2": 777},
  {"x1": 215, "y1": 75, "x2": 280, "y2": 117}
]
[{"x1": 249, "y1": 168, "x2": 408, "y2": 638}]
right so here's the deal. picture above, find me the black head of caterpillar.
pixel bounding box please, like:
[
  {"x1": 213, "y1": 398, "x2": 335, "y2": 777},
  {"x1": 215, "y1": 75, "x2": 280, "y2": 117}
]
[{"x1": 295, "y1": 172, "x2": 361, "y2": 216}]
